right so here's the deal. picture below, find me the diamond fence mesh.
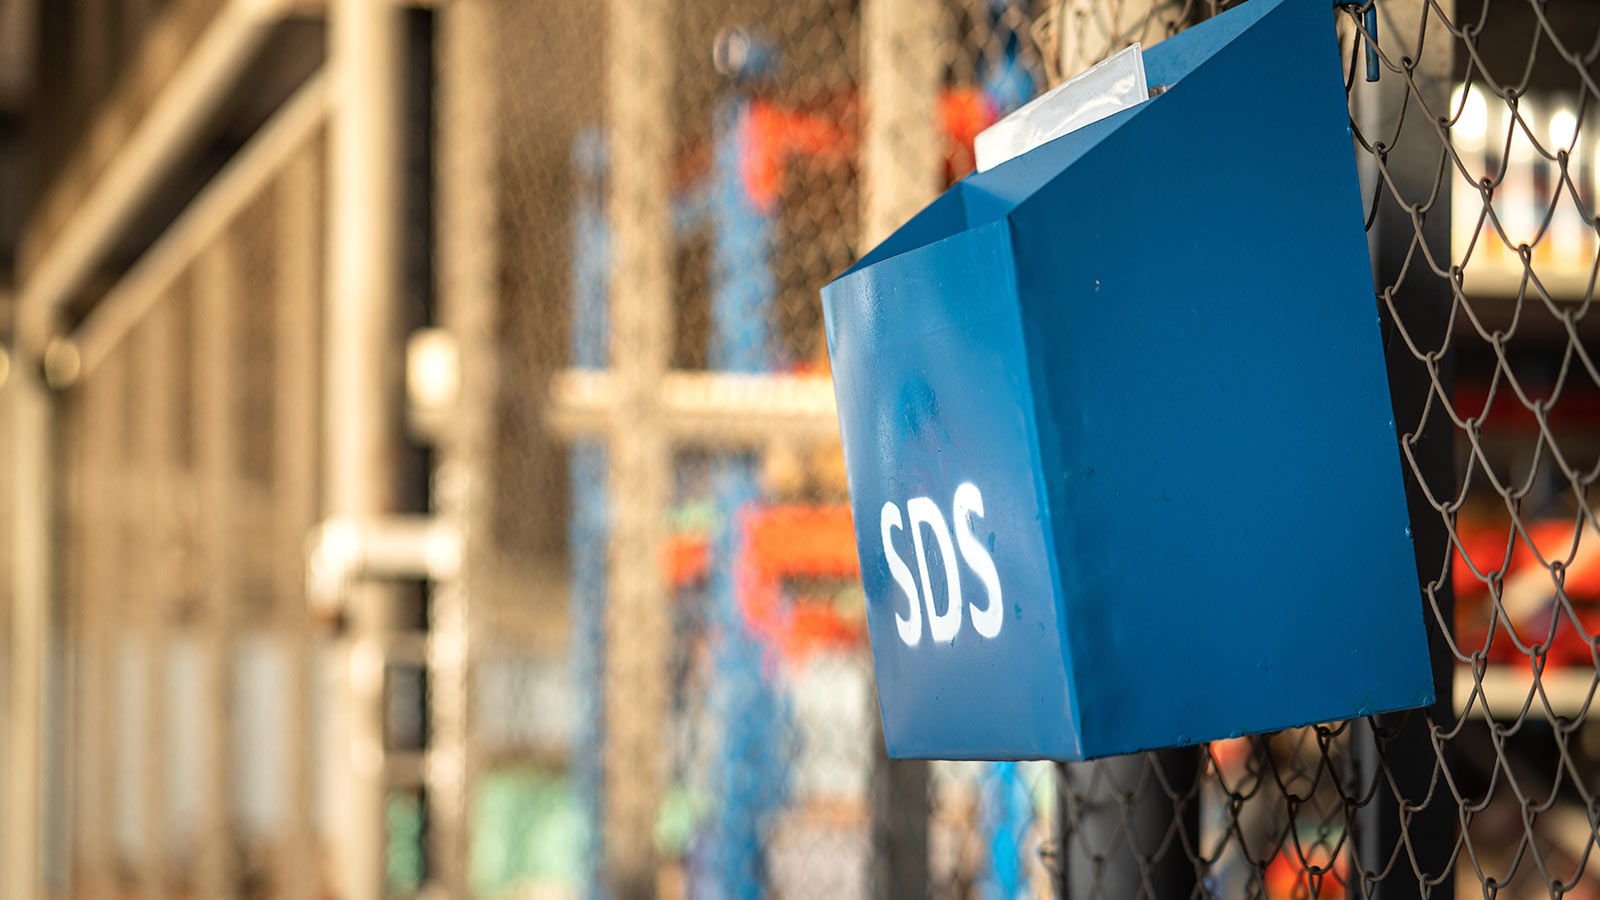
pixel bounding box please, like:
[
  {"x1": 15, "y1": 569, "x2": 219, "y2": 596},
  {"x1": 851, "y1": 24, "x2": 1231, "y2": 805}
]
[{"x1": 437, "y1": 0, "x2": 1069, "y2": 896}]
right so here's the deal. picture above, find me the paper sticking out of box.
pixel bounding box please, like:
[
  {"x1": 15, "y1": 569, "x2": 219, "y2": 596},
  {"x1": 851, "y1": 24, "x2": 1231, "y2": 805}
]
[{"x1": 974, "y1": 43, "x2": 1149, "y2": 173}]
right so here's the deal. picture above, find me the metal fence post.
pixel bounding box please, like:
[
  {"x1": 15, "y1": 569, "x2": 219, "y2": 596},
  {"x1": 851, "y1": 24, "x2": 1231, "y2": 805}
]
[
  {"x1": 860, "y1": 0, "x2": 941, "y2": 247},
  {"x1": 328, "y1": 0, "x2": 409, "y2": 896},
  {"x1": 195, "y1": 224, "x2": 243, "y2": 900},
  {"x1": 82, "y1": 345, "x2": 126, "y2": 900},
  {"x1": 1057, "y1": 749, "x2": 1200, "y2": 900},
  {"x1": 7, "y1": 311, "x2": 56, "y2": 900},
  {"x1": 137, "y1": 298, "x2": 175, "y2": 900},
  {"x1": 604, "y1": 0, "x2": 674, "y2": 896},
  {"x1": 860, "y1": 0, "x2": 941, "y2": 892},
  {"x1": 275, "y1": 144, "x2": 322, "y2": 900},
  {"x1": 1049, "y1": 5, "x2": 1198, "y2": 897},
  {"x1": 1348, "y1": 2, "x2": 1457, "y2": 897},
  {"x1": 868, "y1": 727, "x2": 929, "y2": 899},
  {"x1": 433, "y1": 0, "x2": 500, "y2": 895}
]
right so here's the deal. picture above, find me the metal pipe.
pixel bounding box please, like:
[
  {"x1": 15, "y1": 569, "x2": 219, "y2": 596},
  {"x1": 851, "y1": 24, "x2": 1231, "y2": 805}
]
[
  {"x1": 1349, "y1": 1, "x2": 1457, "y2": 897},
  {"x1": 5, "y1": 4, "x2": 313, "y2": 897},
  {"x1": 194, "y1": 211, "x2": 242, "y2": 900},
  {"x1": 305, "y1": 515, "x2": 461, "y2": 617},
  {"x1": 326, "y1": 0, "x2": 409, "y2": 895},
  {"x1": 860, "y1": 0, "x2": 941, "y2": 246},
  {"x1": 84, "y1": 348, "x2": 126, "y2": 900},
  {"x1": 7, "y1": 32, "x2": 315, "y2": 885},
  {"x1": 12, "y1": 0, "x2": 298, "y2": 358},
  {"x1": 6, "y1": 351, "x2": 54, "y2": 900},
  {"x1": 275, "y1": 135, "x2": 323, "y2": 900},
  {"x1": 1057, "y1": 749, "x2": 1199, "y2": 900},
  {"x1": 136, "y1": 296, "x2": 177, "y2": 900}
]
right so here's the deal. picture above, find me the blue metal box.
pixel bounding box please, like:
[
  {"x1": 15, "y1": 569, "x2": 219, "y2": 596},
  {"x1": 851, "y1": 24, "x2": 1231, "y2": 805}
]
[{"x1": 821, "y1": 0, "x2": 1435, "y2": 761}]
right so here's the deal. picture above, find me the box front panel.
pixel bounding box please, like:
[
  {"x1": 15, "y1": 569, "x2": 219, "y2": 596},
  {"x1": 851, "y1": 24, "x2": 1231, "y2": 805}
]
[{"x1": 822, "y1": 221, "x2": 1079, "y2": 760}]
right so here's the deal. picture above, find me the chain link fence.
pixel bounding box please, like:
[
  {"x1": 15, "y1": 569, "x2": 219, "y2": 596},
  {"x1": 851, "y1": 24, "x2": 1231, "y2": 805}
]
[
  {"x1": 436, "y1": 0, "x2": 1076, "y2": 896},
  {"x1": 438, "y1": 0, "x2": 1600, "y2": 898}
]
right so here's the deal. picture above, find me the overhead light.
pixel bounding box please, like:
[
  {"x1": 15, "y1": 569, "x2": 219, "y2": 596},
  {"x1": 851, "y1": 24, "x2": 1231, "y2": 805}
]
[{"x1": 1451, "y1": 82, "x2": 1488, "y2": 153}]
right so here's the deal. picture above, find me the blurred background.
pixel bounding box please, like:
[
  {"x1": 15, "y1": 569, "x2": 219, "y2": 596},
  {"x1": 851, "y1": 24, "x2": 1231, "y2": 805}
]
[{"x1": 0, "y1": 0, "x2": 1597, "y2": 898}]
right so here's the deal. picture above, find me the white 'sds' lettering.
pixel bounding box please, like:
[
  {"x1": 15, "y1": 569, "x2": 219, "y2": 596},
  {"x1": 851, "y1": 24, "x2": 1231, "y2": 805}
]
[{"x1": 879, "y1": 482, "x2": 1003, "y2": 646}]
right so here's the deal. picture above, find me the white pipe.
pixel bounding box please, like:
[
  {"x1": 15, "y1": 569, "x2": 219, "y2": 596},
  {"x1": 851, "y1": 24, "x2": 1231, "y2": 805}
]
[
  {"x1": 305, "y1": 515, "x2": 462, "y2": 618},
  {"x1": 325, "y1": 0, "x2": 407, "y2": 896}
]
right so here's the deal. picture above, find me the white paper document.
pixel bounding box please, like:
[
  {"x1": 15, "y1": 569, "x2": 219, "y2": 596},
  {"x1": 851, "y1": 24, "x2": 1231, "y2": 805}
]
[{"x1": 974, "y1": 43, "x2": 1150, "y2": 173}]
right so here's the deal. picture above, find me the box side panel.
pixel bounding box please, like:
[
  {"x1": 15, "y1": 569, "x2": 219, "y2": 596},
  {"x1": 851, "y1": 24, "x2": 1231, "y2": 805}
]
[
  {"x1": 822, "y1": 221, "x2": 1082, "y2": 760},
  {"x1": 1008, "y1": 0, "x2": 1433, "y2": 759}
]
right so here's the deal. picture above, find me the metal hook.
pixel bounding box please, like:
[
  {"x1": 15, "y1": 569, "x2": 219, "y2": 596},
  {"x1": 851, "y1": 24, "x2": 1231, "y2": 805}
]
[{"x1": 1334, "y1": 1, "x2": 1380, "y2": 83}]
